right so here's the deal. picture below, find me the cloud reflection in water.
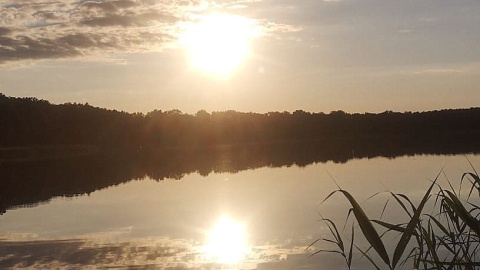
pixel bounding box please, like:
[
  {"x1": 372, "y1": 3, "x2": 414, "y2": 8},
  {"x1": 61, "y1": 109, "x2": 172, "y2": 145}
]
[{"x1": 0, "y1": 234, "x2": 310, "y2": 269}]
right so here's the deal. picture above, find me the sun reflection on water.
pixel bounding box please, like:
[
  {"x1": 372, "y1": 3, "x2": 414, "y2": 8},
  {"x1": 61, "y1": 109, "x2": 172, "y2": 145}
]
[{"x1": 202, "y1": 215, "x2": 251, "y2": 265}]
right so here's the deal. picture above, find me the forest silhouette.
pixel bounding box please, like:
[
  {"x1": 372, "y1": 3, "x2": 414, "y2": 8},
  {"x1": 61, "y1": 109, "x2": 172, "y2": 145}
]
[{"x1": 1, "y1": 93, "x2": 480, "y2": 213}]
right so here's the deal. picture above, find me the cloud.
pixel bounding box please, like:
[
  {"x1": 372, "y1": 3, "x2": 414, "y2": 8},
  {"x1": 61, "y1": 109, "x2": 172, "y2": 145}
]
[
  {"x1": 0, "y1": 30, "x2": 172, "y2": 62},
  {"x1": 0, "y1": 0, "x2": 300, "y2": 66},
  {"x1": 412, "y1": 68, "x2": 468, "y2": 75},
  {"x1": 80, "y1": 11, "x2": 178, "y2": 27},
  {"x1": 0, "y1": 0, "x2": 187, "y2": 65},
  {"x1": 80, "y1": 0, "x2": 140, "y2": 14},
  {"x1": 397, "y1": 62, "x2": 480, "y2": 76},
  {"x1": 0, "y1": 27, "x2": 12, "y2": 36}
]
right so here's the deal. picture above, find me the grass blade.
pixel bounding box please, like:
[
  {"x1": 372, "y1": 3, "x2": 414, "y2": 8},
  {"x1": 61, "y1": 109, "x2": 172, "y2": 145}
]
[
  {"x1": 421, "y1": 225, "x2": 441, "y2": 270},
  {"x1": 348, "y1": 221, "x2": 354, "y2": 268},
  {"x1": 392, "y1": 178, "x2": 437, "y2": 269},
  {"x1": 443, "y1": 190, "x2": 480, "y2": 236},
  {"x1": 355, "y1": 245, "x2": 382, "y2": 270},
  {"x1": 337, "y1": 190, "x2": 391, "y2": 266},
  {"x1": 372, "y1": 220, "x2": 418, "y2": 236}
]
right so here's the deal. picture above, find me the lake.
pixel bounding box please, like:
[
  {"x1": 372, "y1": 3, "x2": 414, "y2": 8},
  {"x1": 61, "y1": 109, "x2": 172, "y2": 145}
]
[{"x1": 1, "y1": 152, "x2": 479, "y2": 269}]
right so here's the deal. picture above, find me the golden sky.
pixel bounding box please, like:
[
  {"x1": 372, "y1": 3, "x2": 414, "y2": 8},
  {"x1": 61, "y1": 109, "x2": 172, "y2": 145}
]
[{"x1": 1, "y1": 0, "x2": 479, "y2": 113}]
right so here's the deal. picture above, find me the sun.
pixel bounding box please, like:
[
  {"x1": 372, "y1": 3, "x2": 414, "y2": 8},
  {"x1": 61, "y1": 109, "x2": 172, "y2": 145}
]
[
  {"x1": 182, "y1": 13, "x2": 256, "y2": 77},
  {"x1": 202, "y1": 215, "x2": 251, "y2": 264}
]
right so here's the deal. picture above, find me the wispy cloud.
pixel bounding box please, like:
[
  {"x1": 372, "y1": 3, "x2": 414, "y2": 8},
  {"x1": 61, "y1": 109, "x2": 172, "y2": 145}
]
[
  {"x1": 0, "y1": 1, "x2": 186, "y2": 64},
  {"x1": 0, "y1": 0, "x2": 183, "y2": 64},
  {"x1": 0, "y1": 0, "x2": 298, "y2": 66},
  {"x1": 412, "y1": 68, "x2": 467, "y2": 75},
  {"x1": 407, "y1": 62, "x2": 480, "y2": 75}
]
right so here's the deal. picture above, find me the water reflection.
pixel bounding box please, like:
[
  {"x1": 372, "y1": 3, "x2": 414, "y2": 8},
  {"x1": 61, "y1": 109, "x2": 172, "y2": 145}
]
[
  {"x1": 202, "y1": 215, "x2": 250, "y2": 265},
  {"x1": 1, "y1": 139, "x2": 480, "y2": 269},
  {"x1": 1, "y1": 154, "x2": 479, "y2": 269},
  {"x1": 1, "y1": 139, "x2": 480, "y2": 214},
  {"x1": 0, "y1": 236, "x2": 310, "y2": 269}
]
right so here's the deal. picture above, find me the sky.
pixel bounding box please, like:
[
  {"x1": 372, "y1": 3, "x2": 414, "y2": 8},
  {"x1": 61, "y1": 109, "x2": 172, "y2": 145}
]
[{"x1": 0, "y1": 0, "x2": 479, "y2": 114}]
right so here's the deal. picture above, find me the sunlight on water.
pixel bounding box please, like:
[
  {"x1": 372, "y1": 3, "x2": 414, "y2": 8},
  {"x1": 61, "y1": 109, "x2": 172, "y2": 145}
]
[
  {"x1": 2, "y1": 155, "x2": 480, "y2": 269},
  {"x1": 202, "y1": 215, "x2": 251, "y2": 264}
]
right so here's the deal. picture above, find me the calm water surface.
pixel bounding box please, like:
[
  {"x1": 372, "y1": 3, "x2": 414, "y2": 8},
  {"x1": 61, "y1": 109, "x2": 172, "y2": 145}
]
[{"x1": 1, "y1": 154, "x2": 479, "y2": 269}]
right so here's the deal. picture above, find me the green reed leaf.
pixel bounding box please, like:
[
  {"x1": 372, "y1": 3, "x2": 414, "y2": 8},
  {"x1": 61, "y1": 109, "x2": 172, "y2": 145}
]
[
  {"x1": 348, "y1": 222, "x2": 354, "y2": 268},
  {"x1": 336, "y1": 190, "x2": 391, "y2": 267},
  {"x1": 421, "y1": 225, "x2": 441, "y2": 270},
  {"x1": 392, "y1": 178, "x2": 437, "y2": 269},
  {"x1": 443, "y1": 190, "x2": 480, "y2": 236},
  {"x1": 355, "y1": 245, "x2": 382, "y2": 270},
  {"x1": 371, "y1": 220, "x2": 419, "y2": 236}
]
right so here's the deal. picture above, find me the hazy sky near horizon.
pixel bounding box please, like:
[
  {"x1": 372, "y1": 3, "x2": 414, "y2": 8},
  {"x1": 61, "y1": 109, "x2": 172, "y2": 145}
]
[{"x1": 1, "y1": 0, "x2": 479, "y2": 114}]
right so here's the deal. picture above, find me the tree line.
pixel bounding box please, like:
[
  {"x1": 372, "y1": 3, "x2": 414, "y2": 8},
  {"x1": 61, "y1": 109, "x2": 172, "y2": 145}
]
[{"x1": 1, "y1": 93, "x2": 480, "y2": 150}]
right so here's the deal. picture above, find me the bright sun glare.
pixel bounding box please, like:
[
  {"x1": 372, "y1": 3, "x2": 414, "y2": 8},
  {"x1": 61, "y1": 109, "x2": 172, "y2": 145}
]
[
  {"x1": 203, "y1": 215, "x2": 250, "y2": 264},
  {"x1": 183, "y1": 13, "x2": 256, "y2": 76}
]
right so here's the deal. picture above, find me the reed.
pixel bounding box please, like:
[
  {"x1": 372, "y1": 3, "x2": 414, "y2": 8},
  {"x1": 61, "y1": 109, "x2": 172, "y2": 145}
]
[{"x1": 313, "y1": 162, "x2": 480, "y2": 269}]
